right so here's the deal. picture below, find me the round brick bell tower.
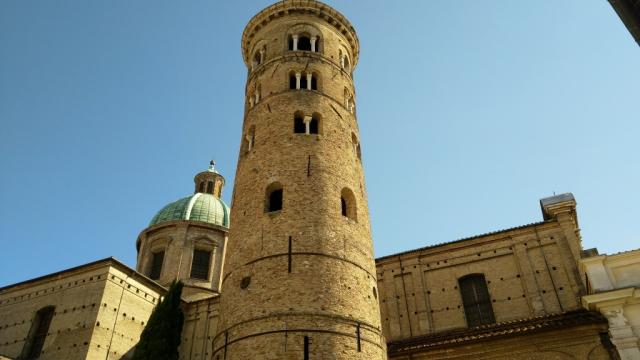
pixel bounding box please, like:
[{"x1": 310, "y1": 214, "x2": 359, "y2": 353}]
[{"x1": 214, "y1": 1, "x2": 387, "y2": 358}]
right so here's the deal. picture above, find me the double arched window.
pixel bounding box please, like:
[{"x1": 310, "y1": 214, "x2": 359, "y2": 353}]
[
  {"x1": 288, "y1": 33, "x2": 319, "y2": 52},
  {"x1": 459, "y1": 274, "x2": 495, "y2": 327},
  {"x1": 293, "y1": 112, "x2": 320, "y2": 135},
  {"x1": 289, "y1": 71, "x2": 319, "y2": 91},
  {"x1": 252, "y1": 44, "x2": 266, "y2": 71}
]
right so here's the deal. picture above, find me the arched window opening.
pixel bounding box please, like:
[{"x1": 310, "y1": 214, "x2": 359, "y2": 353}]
[
  {"x1": 206, "y1": 181, "x2": 214, "y2": 194},
  {"x1": 190, "y1": 249, "x2": 212, "y2": 280},
  {"x1": 459, "y1": 274, "x2": 495, "y2": 327},
  {"x1": 255, "y1": 84, "x2": 261, "y2": 104},
  {"x1": 289, "y1": 71, "x2": 297, "y2": 89},
  {"x1": 265, "y1": 182, "x2": 283, "y2": 212},
  {"x1": 310, "y1": 113, "x2": 320, "y2": 134},
  {"x1": 149, "y1": 251, "x2": 164, "y2": 280},
  {"x1": 343, "y1": 56, "x2": 351, "y2": 72},
  {"x1": 300, "y1": 75, "x2": 308, "y2": 90},
  {"x1": 294, "y1": 112, "x2": 306, "y2": 134},
  {"x1": 298, "y1": 35, "x2": 311, "y2": 51},
  {"x1": 288, "y1": 35, "x2": 295, "y2": 51},
  {"x1": 340, "y1": 188, "x2": 357, "y2": 221},
  {"x1": 22, "y1": 306, "x2": 55, "y2": 359},
  {"x1": 311, "y1": 73, "x2": 318, "y2": 90},
  {"x1": 198, "y1": 182, "x2": 205, "y2": 193}
]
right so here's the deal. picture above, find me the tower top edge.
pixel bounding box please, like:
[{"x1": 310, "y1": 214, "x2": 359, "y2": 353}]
[{"x1": 241, "y1": 0, "x2": 360, "y2": 67}]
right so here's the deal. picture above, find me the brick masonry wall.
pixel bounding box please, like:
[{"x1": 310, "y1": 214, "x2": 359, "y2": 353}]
[
  {"x1": 376, "y1": 218, "x2": 585, "y2": 343},
  {"x1": 0, "y1": 261, "x2": 163, "y2": 360},
  {"x1": 215, "y1": 1, "x2": 386, "y2": 359}
]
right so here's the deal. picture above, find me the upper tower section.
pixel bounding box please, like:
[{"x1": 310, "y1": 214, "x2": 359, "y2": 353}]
[
  {"x1": 240, "y1": 0, "x2": 360, "y2": 117},
  {"x1": 241, "y1": 0, "x2": 359, "y2": 71}
]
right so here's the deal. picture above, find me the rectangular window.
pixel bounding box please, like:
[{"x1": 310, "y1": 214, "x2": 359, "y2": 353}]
[
  {"x1": 149, "y1": 251, "x2": 164, "y2": 280},
  {"x1": 459, "y1": 274, "x2": 495, "y2": 327},
  {"x1": 23, "y1": 306, "x2": 55, "y2": 359},
  {"x1": 190, "y1": 249, "x2": 212, "y2": 280}
]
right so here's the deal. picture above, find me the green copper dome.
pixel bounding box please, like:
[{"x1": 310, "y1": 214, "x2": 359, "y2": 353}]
[{"x1": 150, "y1": 193, "x2": 230, "y2": 228}]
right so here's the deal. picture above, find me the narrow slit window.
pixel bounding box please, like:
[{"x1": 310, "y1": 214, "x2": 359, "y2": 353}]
[
  {"x1": 198, "y1": 182, "x2": 205, "y2": 193},
  {"x1": 149, "y1": 251, "x2": 164, "y2": 280},
  {"x1": 459, "y1": 274, "x2": 495, "y2": 327},
  {"x1": 206, "y1": 181, "x2": 214, "y2": 194},
  {"x1": 190, "y1": 249, "x2": 212, "y2": 280},
  {"x1": 311, "y1": 76, "x2": 318, "y2": 90}
]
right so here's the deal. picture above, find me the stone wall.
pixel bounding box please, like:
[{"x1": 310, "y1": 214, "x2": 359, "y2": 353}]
[
  {"x1": 179, "y1": 296, "x2": 220, "y2": 360},
  {"x1": 0, "y1": 258, "x2": 164, "y2": 360},
  {"x1": 375, "y1": 196, "x2": 585, "y2": 343}
]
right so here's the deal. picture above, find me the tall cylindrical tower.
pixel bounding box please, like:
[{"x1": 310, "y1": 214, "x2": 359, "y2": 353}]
[{"x1": 215, "y1": 1, "x2": 386, "y2": 358}]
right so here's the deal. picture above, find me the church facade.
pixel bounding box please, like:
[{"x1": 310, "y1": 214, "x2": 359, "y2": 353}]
[{"x1": 1, "y1": 1, "x2": 638, "y2": 359}]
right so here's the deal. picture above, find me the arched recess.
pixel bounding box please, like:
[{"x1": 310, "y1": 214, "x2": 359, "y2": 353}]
[
  {"x1": 351, "y1": 132, "x2": 361, "y2": 161},
  {"x1": 21, "y1": 306, "x2": 55, "y2": 359},
  {"x1": 286, "y1": 23, "x2": 323, "y2": 52},
  {"x1": 250, "y1": 40, "x2": 268, "y2": 70},
  {"x1": 339, "y1": 46, "x2": 351, "y2": 71},
  {"x1": 265, "y1": 182, "x2": 283, "y2": 212},
  {"x1": 243, "y1": 125, "x2": 256, "y2": 154},
  {"x1": 341, "y1": 187, "x2": 357, "y2": 221}
]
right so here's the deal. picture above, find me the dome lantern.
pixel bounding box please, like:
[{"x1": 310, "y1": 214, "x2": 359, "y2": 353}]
[{"x1": 194, "y1": 160, "x2": 225, "y2": 198}]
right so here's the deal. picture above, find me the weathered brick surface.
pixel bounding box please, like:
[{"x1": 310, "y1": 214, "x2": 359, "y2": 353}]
[
  {"x1": 0, "y1": 259, "x2": 164, "y2": 360},
  {"x1": 216, "y1": 1, "x2": 386, "y2": 359},
  {"x1": 375, "y1": 199, "x2": 613, "y2": 358}
]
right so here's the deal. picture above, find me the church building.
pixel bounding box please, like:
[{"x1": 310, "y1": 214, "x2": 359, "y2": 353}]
[{"x1": 1, "y1": 1, "x2": 638, "y2": 359}]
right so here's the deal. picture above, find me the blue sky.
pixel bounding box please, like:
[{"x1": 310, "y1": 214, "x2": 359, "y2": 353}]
[{"x1": 1, "y1": 0, "x2": 638, "y2": 286}]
